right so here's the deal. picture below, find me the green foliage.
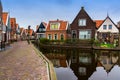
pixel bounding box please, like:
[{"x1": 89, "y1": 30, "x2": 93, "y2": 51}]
[
  {"x1": 39, "y1": 38, "x2": 50, "y2": 44},
  {"x1": 100, "y1": 43, "x2": 114, "y2": 48},
  {"x1": 65, "y1": 39, "x2": 73, "y2": 44}
]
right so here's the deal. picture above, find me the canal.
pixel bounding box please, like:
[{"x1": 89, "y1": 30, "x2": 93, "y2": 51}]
[{"x1": 36, "y1": 43, "x2": 120, "y2": 80}]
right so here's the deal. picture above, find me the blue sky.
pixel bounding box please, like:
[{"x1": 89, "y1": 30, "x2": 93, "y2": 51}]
[{"x1": 2, "y1": 0, "x2": 120, "y2": 30}]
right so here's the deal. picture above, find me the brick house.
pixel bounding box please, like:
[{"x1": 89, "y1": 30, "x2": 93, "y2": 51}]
[
  {"x1": 70, "y1": 7, "x2": 96, "y2": 40},
  {"x1": 10, "y1": 18, "x2": 17, "y2": 41},
  {"x1": 2, "y1": 12, "x2": 11, "y2": 43},
  {"x1": 46, "y1": 19, "x2": 70, "y2": 40}
]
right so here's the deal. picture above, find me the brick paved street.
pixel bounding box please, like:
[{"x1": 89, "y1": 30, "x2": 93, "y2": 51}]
[{"x1": 0, "y1": 41, "x2": 49, "y2": 80}]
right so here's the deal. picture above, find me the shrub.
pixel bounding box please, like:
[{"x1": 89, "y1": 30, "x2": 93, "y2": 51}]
[{"x1": 39, "y1": 38, "x2": 50, "y2": 44}]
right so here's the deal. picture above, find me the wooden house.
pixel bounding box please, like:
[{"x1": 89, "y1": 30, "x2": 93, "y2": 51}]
[
  {"x1": 36, "y1": 22, "x2": 47, "y2": 39},
  {"x1": 95, "y1": 16, "x2": 119, "y2": 44}
]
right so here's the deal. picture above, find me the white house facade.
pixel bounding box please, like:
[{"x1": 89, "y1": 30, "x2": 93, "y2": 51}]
[
  {"x1": 96, "y1": 16, "x2": 119, "y2": 44},
  {"x1": 97, "y1": 16, "x2": 119, "y2": 33}
]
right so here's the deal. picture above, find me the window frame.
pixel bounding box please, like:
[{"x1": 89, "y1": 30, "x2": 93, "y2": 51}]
[
  {"x1": 50, "y1": 23, "x2": 60, "y2": 30},
  {"x1": 78, "y1": 19, "x2": 86, "y2": 26},
  {"x1": 108, "y1": 25, "x2": 112, "y2": 29},
  {"x1": 48, "y1": 34, "x2": 52, "y2": 40},
  {"x1": 103, "y1": 25, "x2": 107, "y2": 30},
  {"x1": 54, "y1": 34, "x2": 58, "y2": 40}
]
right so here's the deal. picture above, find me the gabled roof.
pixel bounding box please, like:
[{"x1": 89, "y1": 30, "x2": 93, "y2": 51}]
[
  {"x1": 98, "y1": 16, "x2": 118, "y2": 29},
  {"x1": 71, "y1": 7, "x2": 94, "y2": 24},
  {"x1": 94, "y1": 20, "x2": 104, "y2": 28},
  {"x1": 36, "y1": 22, "x2": 47, "y2": 33},
  {"x1": 97, "y1": 16, "x2": 119, "y2": 33},
  {"x1": 25, "y1": 29, "x2": 34, "y2": 36},
  {"x1": 46, "y1": 19, "x2": 68, "y2": 31},
  {"x1": 2, "y1": 12, "x2": 8, "y2": 25}
]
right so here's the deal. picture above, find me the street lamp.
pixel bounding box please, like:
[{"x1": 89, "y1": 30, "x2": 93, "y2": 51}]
[{"x1": 27, "y1": 25, "x2": 31, "y2": 44}]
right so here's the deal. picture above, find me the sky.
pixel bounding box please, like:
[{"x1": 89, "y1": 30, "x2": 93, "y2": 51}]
[{"x1": 2, "y1": 0, "x2": 120, "y2": 30}]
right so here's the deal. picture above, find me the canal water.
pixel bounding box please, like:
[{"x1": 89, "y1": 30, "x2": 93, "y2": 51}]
[{"x1": 40, "y1": 47, "x2": 120, "y2": 80}]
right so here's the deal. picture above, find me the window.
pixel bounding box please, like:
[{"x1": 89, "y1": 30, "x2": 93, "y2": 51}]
[
  {"x1": 48, "y1": 34, "x2": 52, "y2": 40},
  {"x1": 60, "y1": 34, "x2": 64, "y2": 40},
  {"x1": 72, "y1": 56, "x2": 77, "y2": 63},
  {"x1": 39, "y1": 28, "x2": 45, "y2": 32},
  {"x1": 78, "y1": 19, "x2": 86, "y2": 26},
  {"x1": 103, "y1": 25, "x2": 107, "y2": 29},
  {"x1": 50, "y1": 23, "x2": 60, "y2": 30},
  {"x1": 54, "y1": 34, "x2": 58, "y2": 40},
  {"x1": 79, "y1": 30, "x2": 91, "y2": 39},
  {"x1": 109, "y1": 25, "x2": 112, "y2": 29},
  {"x1": 79, "y1": 67, "x2": 86, "y2": 75}
]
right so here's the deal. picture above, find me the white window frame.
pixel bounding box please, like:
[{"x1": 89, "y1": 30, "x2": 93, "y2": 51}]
[
  {"x1": 60, "y1": 34, "x2": 64, "y2": 40},
  {"x1": 50, "y1": 23, "x2": 60, "y2": 30},
  {"x1": 109, "y1": 25, "x2": 112, "y2": 29},
  {"x1": 103, "y1": 25, "x2": 107, "y2": 30},
  {"x1": 48, "y1": 34, "x2": 52, "y2": 40},
  {"x1": 54, "y1": 34, "x2": 58, "y2": 40},
  {"x1": 78, "y1": 19, "x2": 86, "y2": 26}
]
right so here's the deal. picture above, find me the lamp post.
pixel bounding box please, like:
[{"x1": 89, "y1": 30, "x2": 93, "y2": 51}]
[
  {"x1": 0, "y1": 17, "x2": 2, "y2": 50},
  {"x1": 27, "y1": 25, "x2": 31, "y2": 44}
]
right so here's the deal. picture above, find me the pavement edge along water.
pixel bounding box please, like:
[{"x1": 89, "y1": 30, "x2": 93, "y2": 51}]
[{"x1": 32, "y1": 43, "x2": 57, "y2": 80}]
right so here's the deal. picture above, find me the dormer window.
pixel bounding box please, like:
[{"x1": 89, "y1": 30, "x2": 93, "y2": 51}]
[
  {"x1": 78, "y1": 19, "x2": 86, "y2": 26},
  {"x1": 50, "y1": 23, "x2": 60, "y2": 30}
]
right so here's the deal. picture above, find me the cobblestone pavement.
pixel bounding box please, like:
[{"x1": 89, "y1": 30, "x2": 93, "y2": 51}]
[{"x1": 0, "y1": 41, "x2": 48, "y2": 80}]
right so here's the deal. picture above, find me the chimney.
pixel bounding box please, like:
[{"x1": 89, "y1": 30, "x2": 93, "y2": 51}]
[{"x1": 81, "y1": 6, "x2": 84, "y2": 10}]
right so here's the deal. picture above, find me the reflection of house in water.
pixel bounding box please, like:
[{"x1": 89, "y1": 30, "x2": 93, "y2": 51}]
[
  {"x1": 70, "y1": 49, "x2": 96, "y2": 80},
  {"x1": 45, "y1": 53, "x2": 67, "y2": 67},
  {"x1": 95, "y1": 50, "x2": 119, "y2": 72}
]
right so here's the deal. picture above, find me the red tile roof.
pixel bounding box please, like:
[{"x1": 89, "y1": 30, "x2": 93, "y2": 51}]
[
  {"x1": 42, "y1": 22, "x2": 47, "y2": 27},
  {"x1": 25, "y1": 29, "x2": 34, "y2": 36},
  {"x1": 94, "y1": 20, "x2": 104, "y2": 28},
  {"x1": 46, "y1": 20, "x2": 68, "y2": 31},
  {"x1": 10, "y1": 18, "x2": 16, "y2": 29},
  {"x1": 2, "y1": 12, "x2": 8, "y2": 25}
]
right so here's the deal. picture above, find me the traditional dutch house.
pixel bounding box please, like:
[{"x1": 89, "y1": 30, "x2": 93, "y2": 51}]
[
  {"x1": 70, "y1": 7, "x2": 96, "y2": 40},
  {"x1": 95, "y1": 16, "x2": 119, "y2": 44},
  {"x1": 2, "y1": 12, "x2": 11, "y2": 43},
  {"x1": 15, "y1": 24, "x2": 20, "y2": 40},
  {"x1": 10, "y1": 18, "x2": 17, "y2": 41},
  {"x1": 36, "y1": 22, "x2": 47, "y2": 39},
  {"x1": 0, "y1": 0, "x2": 3, "y2": 47},
  {"x1": 20, "y1": 27, "x2": 26, "y2": 40},
  {"x1": 25, "y1": 29, "x2": 35, "y2": 40},
  {"x1": 46, "y1": 19, "x2": 70, "y2": 40}
]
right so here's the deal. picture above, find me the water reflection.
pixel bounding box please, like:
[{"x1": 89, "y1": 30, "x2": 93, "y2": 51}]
[{"x1": 42, "y1": 49, "x2": 120, "y2": 80}]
